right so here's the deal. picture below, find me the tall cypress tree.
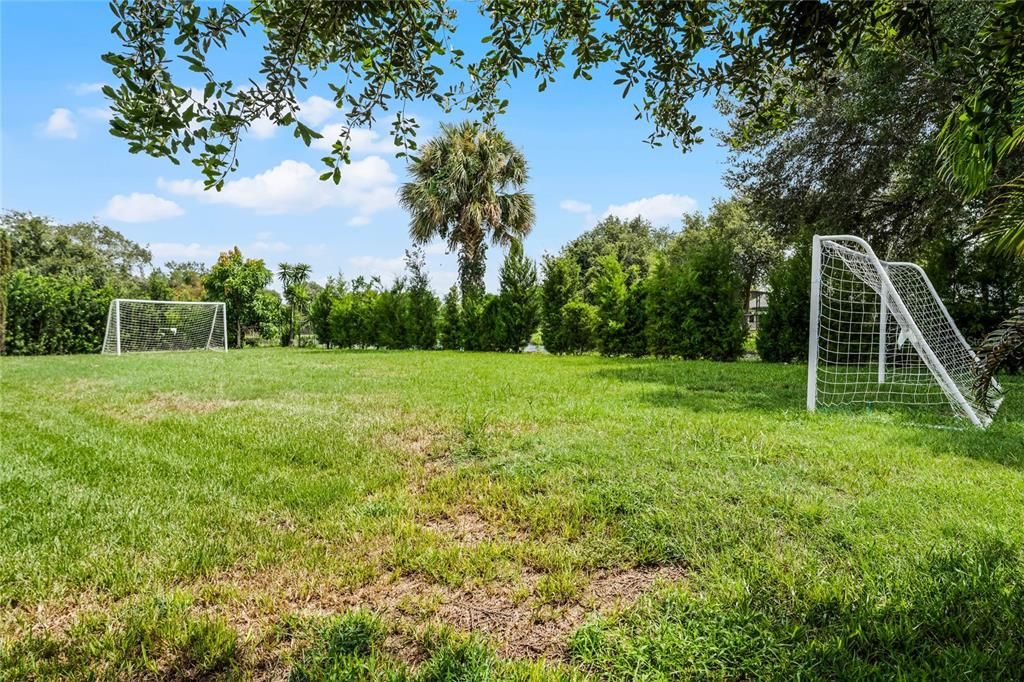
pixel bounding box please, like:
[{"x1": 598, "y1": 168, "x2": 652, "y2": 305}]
[
  {"x1": 496, "y1": 241, "x2": 540, "y2": 351},
  {"x1": 440, "y1": 286, "x2": 462, "y2": 350},
  {"x1": 405, "y1": 247, "x2": 440, "y2": 350},
  {"x1": 0, "y1": 231, "x2": 11, "y2": 355},
  {"x1": 540, "y1": 255, "x2": 581, "y2": 354},
  {"x1": 590, "y1": 253, "x2": 629, "y2": 355}
]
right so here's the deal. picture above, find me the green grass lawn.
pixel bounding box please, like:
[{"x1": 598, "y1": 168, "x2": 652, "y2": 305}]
[{"x1": 2, "y1": 348, "x2": 1023, "y2": 679}]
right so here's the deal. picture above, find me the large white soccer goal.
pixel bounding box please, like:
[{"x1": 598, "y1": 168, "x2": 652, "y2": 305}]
[
  {"x1": 102, "y1": 299, "x2": 228, "y2": 355},
  {"x1": 807, "y1": 235, "x2": 1002, "y2": 427}
]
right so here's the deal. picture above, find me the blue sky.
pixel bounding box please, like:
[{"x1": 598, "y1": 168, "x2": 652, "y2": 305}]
[{"x1": 1, "y1": 1, "x2": 730, "y2": 293}]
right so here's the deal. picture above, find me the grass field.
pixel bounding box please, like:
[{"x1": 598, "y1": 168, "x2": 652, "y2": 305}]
[{"x1": 2, "y1": 348, "x2": 1023, "y2": 679}]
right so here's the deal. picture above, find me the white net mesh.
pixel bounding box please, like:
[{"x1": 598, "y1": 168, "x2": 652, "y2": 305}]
[
  {"x1": 810, "y1": 236, "x2": 999, "y2": 427},
  {"x1": 102, "y1": 299, "x2": 227, "y2": 354}
]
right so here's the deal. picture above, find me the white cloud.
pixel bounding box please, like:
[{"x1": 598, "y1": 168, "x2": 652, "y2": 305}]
[
  {"x1": 78, "y1": 106, "x2": 112, "y2": 122},
  {"x1": 249, "y1": 117, "x2": 277, "y2": 139},
  {"x1": 347, "y1": 251, "x2": 458, "y2": 293},
  {"x1": 560, "y1": 199, "x2": 593, "y2": 214},
  {"x1": 73, "y1": 82, "x2": 106, "y2": 96},
  {"x1": 349, "y1": 255, "x2": 406, "y2": 271},
  {"x1": 149, "y1": 242, "x2": 224, "y2": 261},
  {"x1": 249, "y1": 240, "x2": 290, "y2": 253},
  {"x1": 42, "y1": 108, "x2": 78, "y2": 138},
  {"x1": 149, "y1": 239, "x2": 292, "y2": 263},
  {"x1": 348, "y1": 255, "x2": 406, "y2": 283},
  {"x1": 102, "y1": 193, "x2": 184, "y2": 223},
  {"x1": 432, "y1": 271, "x2": 458, "y2": 293},
  {"x1": 298, "y1": 95, "x2": 336, "y2": 126},
  {"x1": 313, "y1": 124, "x2": 399, "y2": 156},
  {"x1": 603, "y1": 193, "x2": 697, "y2": 225},
  {"x1": 158, "y1": 157, "x2": 398, "y2": 220}
]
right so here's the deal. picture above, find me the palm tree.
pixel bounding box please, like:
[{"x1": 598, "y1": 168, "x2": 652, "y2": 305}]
[
  {"x1": 277, "y1": 262, "x2": 312, "y2": 345},
  {"x1": 399, "y1": 121, "x2": 534, "y2": 300},
  {"x1": 938, "y1": 98, "x2": 1024, "y2": 413}
]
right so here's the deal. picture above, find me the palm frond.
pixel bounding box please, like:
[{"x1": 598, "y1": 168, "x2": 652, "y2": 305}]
[
  {"x1": 974, "y1": 309, "x2": 1024, "y2": 415},
  {"x1": 399, "y1": 120, "x2": 534, "y2": 295},
  {"x1": 978, "y1": 175, "x2": 1024, "y2": 258},
  {"x1": 936, "y1": 101, "x2": 995, "y2": 200}
]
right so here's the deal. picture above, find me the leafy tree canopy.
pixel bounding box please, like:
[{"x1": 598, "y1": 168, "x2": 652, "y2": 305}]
[
  {"x1": 204, "y1": 247, "x2": 274, "y2": 347},
  {"x1": 724, "y1": 2, "x2": 1000, "y2": 258},
  {"x1": 561, "y1": 215, "x2": 670, "y2": 293},
  {"x1": 1, "y1": 210, "x2": 151, "y2": 286},
  {"x1": 103, "y1": 1, "x2": 950, "y2": 188},
  {"x1": 679, "y1": 197, "x2": 779, "y2": 303}
]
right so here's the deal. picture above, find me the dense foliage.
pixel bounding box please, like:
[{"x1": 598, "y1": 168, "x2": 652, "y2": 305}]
[
  {"x1": 561, "y1": 216, "x2": 670, "y2": 295},
  {"x1": 543, "y1": 208, "x2": 753, "y2": 360},
  {"x1": 143, "y1": 261, "x2": 209, "y2": 302},
  {"x1": 0, "y1": 212, "x2": 151, "y2": 355},
  {"x1": 646, "y1": 238, "x2": 747, "y2": 361},
  {"x1": 203, "y1": 248, "x2": 276, "y2": 348},
  {"x1": 540, "y1": 255, "x2": 582, "y2": 355},
  {"x1": 756, "y1": 242, "x2": 812, "y2": 364},
  {"x1": 312, "y1": 251, "x2": 442, "y2": 351},
  {"x1": 102, "y1": 1, "x2": 956, "y2": 189},
  {"x1": 495, "y1": 241, "x2": 540, "y2": 352},
  {"x1": 0, "y1": 232, "x2": 11, "y2": 355},
  {"x1": 3, "y1": 271, "x2": 115, "y2": 355}
]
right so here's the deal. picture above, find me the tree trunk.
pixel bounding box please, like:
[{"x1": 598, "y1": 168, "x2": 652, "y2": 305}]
[
  {"x1": 458, "y1": 234, "x2": 487, "y2": 302},
  {"x1": 237, "y1": 320, "x2": 243, "y2": 349}
]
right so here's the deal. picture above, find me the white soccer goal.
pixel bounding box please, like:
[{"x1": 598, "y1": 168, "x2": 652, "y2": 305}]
[
  {"x1": 807, "y1": 235, "x2": 1002, "y2": 427},
  {"x1": 102, "y1": 299, "x2": 228, "y2": 355}
]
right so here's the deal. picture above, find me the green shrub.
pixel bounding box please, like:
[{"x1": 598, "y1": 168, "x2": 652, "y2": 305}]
[
  {"x1": 541, "y1": 255, "x2": 582, "y2": 354},
  {"x1": 3, "y1": 270, "x2": 115, "y2": 355},
  {"x1": 757, "y1": 241, "x2": 811, "y2": 362},
  {"x1": 590, "y1": 254, "x2": 630, "y2": 355},
  {"x1": 375, "y1": 279, "x2": 411, "y2": 349},
  {"x1": 559, "y1": 300, "x2": 598, "y2": 354},
  {"x1": 622, "y1": 275, "x2": 648, "y2": 357},
  {"x1": 440, "y1": 286, "x2": 463, "y2": 350},
  {"x1": 646, "y1": 239, "x2": 746, "y2": 360},
  {"x1": 406, "y1": 247, "x2": 440, "y2": 350},
  {"x1": 495, "y1": 241, "x2": 540, "y2": 351}
]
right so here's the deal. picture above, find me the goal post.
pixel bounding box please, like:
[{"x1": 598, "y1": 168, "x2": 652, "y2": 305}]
[
  {"x1": 102, "y1": 299, "x2": 228, "y2": 355},
  {"x1": 807, "y1": 235, "x2": 1002, "y2": 428}
]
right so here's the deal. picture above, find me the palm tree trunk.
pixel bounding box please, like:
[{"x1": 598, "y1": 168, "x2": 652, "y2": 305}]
[{"x1": 458, "y1": 235, "x2": 487, "y2": 302}]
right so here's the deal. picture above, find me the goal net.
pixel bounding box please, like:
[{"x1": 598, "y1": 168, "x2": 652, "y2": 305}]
[
  {"x1": 807, "y1": 235, "x2": 1002, "y2": 427},
  {"x1": 102, "y1": 299, "x2": 228, "y2": 355}
]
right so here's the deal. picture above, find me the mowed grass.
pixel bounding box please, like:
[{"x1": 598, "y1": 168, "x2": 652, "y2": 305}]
[{"x1": 1, "y1": 348, "x2": 1023, "y2": 679}]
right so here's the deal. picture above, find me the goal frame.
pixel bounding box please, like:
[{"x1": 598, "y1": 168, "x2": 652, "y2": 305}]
[
  {"x1": 102, "y1": 299, "x2": 228, "y2": 355},
  {"x1": 806, "y1": 234, "x2": 996, "y2": 428}
]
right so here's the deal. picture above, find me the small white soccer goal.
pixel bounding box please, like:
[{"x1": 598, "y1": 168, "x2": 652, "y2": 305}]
[
  {"x1": 807, "y1": 235, "x2": 1002, "y2": 427},
  {"x1": 102, "y1": 299, "x2": 228, "y2": 355}
]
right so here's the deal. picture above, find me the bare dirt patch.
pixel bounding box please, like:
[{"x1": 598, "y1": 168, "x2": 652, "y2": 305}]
[
  {"x1": 201, "y1": 562, "x2": 686, "y2": 662},
  {"x1": 6, "y1": 559, "x2": 686, "y2": 677},
  {"x1": 419, "y1": 509, "x2": 496, "y2": 544}
]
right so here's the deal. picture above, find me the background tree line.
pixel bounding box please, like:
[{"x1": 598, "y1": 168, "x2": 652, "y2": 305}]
[
  {"x1": 0, "y1": 211, "x2": 283, "y2": 355},
  {"x1": 4, "y1": 200, "x2": 1019, "y2": 365}
]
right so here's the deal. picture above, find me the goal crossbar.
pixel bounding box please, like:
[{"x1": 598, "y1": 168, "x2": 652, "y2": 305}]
[
  {"x1": 102, "y1": 299, "x2": 228, "y2": 355},
  {"x1": 807, "y1": 234, "x2": 1001, "y2": 428}
]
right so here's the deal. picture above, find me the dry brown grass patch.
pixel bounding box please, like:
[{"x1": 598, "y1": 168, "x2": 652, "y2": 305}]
[
  {"x1": 194, "y1": 561, "x2": 686, "y2": 662},
  {"x1": 101, "y1": 392, "x2": 243, "y2": 421}
]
